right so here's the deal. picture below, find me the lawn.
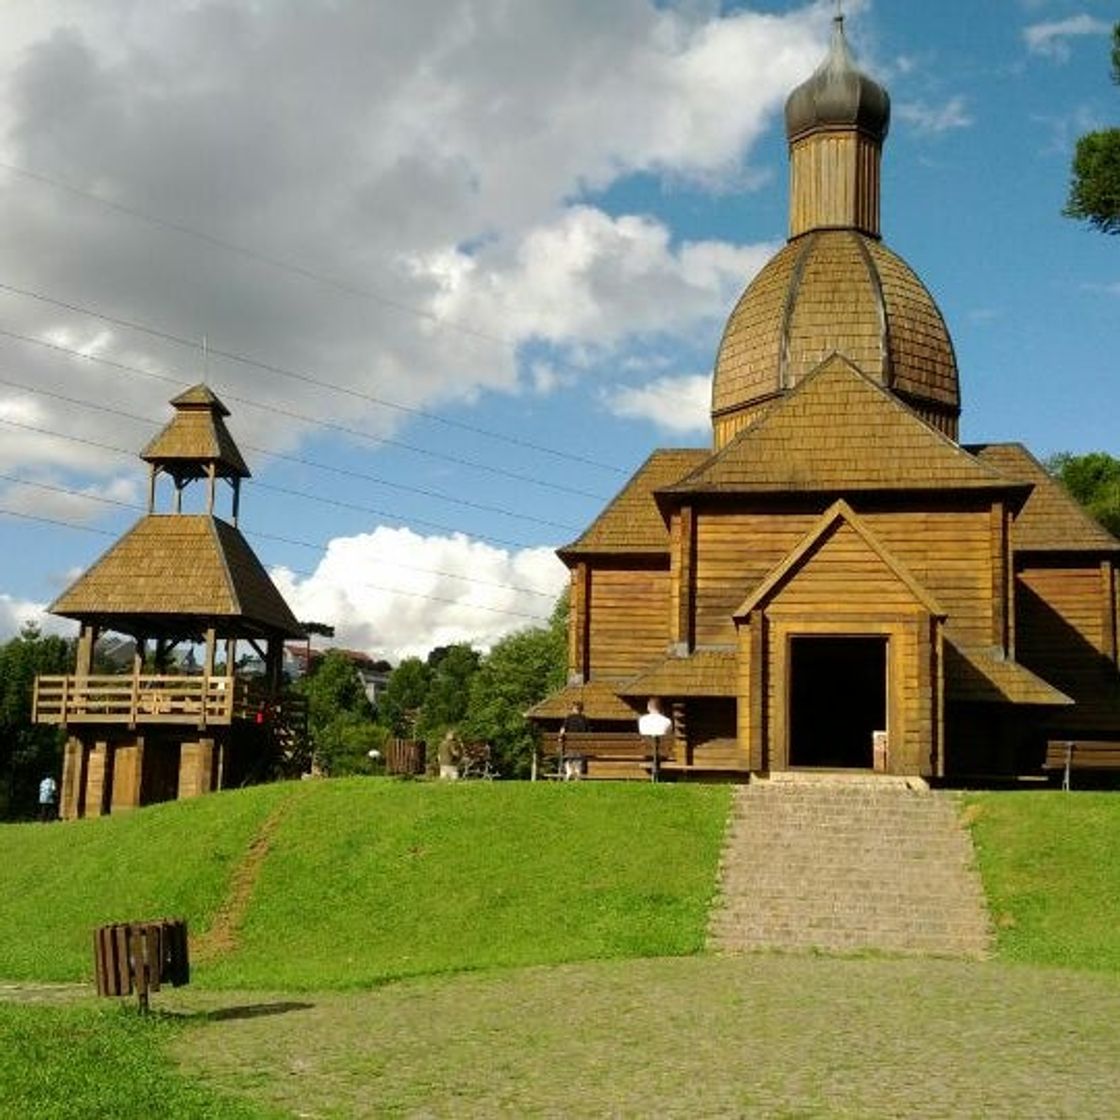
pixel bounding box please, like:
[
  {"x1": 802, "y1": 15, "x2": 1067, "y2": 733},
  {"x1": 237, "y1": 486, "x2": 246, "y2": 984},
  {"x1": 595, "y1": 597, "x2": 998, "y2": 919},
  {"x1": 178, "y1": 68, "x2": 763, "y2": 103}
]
[{"x1": 965, "y1": 790, "x2": 1120, "y2": 971}]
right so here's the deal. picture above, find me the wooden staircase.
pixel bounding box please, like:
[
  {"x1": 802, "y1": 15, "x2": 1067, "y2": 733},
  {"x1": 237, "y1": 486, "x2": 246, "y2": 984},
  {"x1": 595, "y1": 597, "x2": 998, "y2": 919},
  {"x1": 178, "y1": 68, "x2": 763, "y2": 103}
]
[{"x1": 708, "y1": 774, "x2": 992, "y2": 957}]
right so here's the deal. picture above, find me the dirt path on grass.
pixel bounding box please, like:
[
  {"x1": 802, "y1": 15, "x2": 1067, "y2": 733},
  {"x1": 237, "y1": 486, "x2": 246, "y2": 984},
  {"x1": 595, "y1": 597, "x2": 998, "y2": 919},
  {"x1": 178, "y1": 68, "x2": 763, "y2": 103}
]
[{"x1": 192, "y1": 790, "x2": 298, "y2": 964}]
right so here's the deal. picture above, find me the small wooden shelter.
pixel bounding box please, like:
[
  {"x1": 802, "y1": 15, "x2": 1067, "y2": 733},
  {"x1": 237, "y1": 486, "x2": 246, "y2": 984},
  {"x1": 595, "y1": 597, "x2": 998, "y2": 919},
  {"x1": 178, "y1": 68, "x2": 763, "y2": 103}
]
[
  {"x1": 34, "y1": 385, "x2": 307, "y2": 818},
  {"x1": 529, "y1": 18, "x2": 1120, "y2": 780}
]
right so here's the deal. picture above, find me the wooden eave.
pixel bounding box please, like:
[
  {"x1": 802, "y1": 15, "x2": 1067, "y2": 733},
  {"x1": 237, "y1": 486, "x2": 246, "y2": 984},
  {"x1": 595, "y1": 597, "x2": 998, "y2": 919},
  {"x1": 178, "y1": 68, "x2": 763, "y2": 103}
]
[
  {"x1": 660, "y1": 354, "x2": 1026, "y2": 502},
  {"x1": 968, "y1": 443, "x2": 1120, "y2": 554},
  {"x1": 557, "y1": 448, "x2": 709, "y2": 562},
  {"x1": 943, "y1": 637, "x2": 1074, "y2": 707},
  {"x1": 525, "y1": 680, "x2": 640, "y2": 722},
  {"x1": 618, "y1": 650, "x2": 738, "y2": 698},
  {"x1": 733, "y1": 498, "x2": 946, "y2": 620},
  {"x1": 49, "y1": 514, "x2": 304, "y2": 639}
]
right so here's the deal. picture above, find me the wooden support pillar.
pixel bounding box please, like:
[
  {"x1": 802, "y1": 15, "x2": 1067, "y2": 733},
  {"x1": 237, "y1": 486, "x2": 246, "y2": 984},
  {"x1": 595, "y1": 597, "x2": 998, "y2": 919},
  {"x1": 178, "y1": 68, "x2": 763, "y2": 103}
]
[
  {"x1": 59, "y1": 737, "x2": 86, "y2": 821},
  {"x1": 207, "y1": 462, "x2": 217, "y2": 515},
  {"x1": 990, "y1": 501, "x2": 1009, "y2": 654},
  {"x1": 915, "y1": 615, "x2": 933, "y2": 778},
  {"x1": 147, "y1": 465, "x2": 158, "y2": 514},
  {"x1": 748, "y1": 611, "x2": 767, "y2": 771},
  {"x1": 225, "y1": 637, "x2": 236, "y2": 675},
  {"x1": 934, "y1": 622, "x2": 946, "y2": 780},
  {"x1": 203, "y1": 628, "x2": 217, "y2": 677},
  {"x1": 671, "y1": 701, "x2": 689, "y2": 767},
  {"x1": 110, "y1": 740, "x2": 144, "y2": 813},
  {"x1": 265, "y1": 638, "x2": 283, "y2": 694},
  {"x1": 174, "y1": 479, "x2": 183, "y2": 513},
  {"x1": 76, "y1": 624, "x2": 97, "y2": 676},
  {"x1": 84, "y1": 741, "x2": 111, "y2": 818},
  {"x1": 568, "y1": 563, "x2": 590, "y2": 684},
  {"x1": 178, "y1": 739, "x2": 216, "y2": 799},
  {"x1": 231, "y1": 478, "x2": 241, "y2": 526},
  {"x1": 1102, "y1": 561, "x2": 1117, "y2": 666},
  {"x1": 670, "y1": 505, "x2": 696, "y2": 653}
]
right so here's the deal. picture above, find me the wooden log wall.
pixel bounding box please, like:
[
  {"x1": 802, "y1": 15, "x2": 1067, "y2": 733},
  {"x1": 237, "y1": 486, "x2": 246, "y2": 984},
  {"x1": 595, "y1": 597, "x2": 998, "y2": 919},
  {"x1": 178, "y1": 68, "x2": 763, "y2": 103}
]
[
  {"x1": 1016, "y1": 564, "x2": 1120, "y2": 735},
  {"x1": 588, "y1": 566, "x2": 670, "y2": 678},
  {"x1": 692, "y1": 503, "x2": 994, "y2": 650}
]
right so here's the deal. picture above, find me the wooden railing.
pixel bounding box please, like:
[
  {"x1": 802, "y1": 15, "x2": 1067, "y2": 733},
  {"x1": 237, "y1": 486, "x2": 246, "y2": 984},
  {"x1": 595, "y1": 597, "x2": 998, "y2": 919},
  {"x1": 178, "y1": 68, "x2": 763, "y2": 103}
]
[{"x1": 33, "y1": 674, "x2": 305, "y2": 730}]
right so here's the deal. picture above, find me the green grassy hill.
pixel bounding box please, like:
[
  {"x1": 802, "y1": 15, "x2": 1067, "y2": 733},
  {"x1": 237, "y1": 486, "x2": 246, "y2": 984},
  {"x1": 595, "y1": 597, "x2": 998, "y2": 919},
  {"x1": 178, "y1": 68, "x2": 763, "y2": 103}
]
[{"x1": 0, "y1": 778, "x2": 731, "y2": 988}]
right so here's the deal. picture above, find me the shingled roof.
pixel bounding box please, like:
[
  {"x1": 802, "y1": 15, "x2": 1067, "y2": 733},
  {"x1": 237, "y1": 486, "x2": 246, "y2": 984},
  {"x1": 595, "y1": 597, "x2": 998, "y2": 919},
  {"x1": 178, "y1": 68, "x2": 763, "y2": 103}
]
[
  {"x1": 665, "y1": 355, "x2": 1025, "y2": 498},
  {"x1": 558, "y1": 448, "x2": 709, "y2": 559},
  {"x1": 968, "y1": 443, "x2": 1120, "y2": 553},
  {"x1": 141, "y1": 384, "x2": 250, "y2": 479},
  {"x1": 525, "y1": 679, "x2": 641, "y2": 721},
  {"x1": 51, "y1": 514, "x2": 303, "y2": 638},
  {"x1": 618, "y1": 650, "x2": 737, "y2": 698},
  {"x1": 944, "y1": 638, "x2": 1073, "y2": 706}
]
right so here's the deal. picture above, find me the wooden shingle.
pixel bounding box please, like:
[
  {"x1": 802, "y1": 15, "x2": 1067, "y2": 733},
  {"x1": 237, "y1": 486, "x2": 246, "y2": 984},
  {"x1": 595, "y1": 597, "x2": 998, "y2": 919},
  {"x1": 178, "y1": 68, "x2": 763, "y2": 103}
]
[
  {"x1": 50, "y1": 515, "x2": 303, "y2": 637},
  {"x1": 141, "y1": 384, "x2": 250, "y2": 478},
  {"x1": 618, "y1": 650, "x2": 738, "y2": 698},
  {"x1": 943, "y1": 638, "x2": 1073, "y2": 706},
  {"x1": 667, "y1": 355, "x2": 1026, "y2": 498},
  {"x1": 969, "y1": 443, "x2": 1120, "y2": 553},
  {"x1": 525, "y1": 680, "x2": 640, "y2": 721},
  {"x1": 559, "y1": 448, "x2": 709, "y2": 558}
]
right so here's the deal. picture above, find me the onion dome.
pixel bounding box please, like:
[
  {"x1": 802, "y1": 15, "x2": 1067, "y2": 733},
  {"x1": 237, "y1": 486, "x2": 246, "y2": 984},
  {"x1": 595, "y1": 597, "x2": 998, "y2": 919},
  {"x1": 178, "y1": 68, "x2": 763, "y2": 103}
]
[
  {"x1": 785, "y1": 16, "x2": 890, "y2": 146},
  {"x1": 711, "y1": 231, "x2": 960, "y2": 447},
  {"x1": 709, "y1": 15, "x2": 960, "y2": 448}
]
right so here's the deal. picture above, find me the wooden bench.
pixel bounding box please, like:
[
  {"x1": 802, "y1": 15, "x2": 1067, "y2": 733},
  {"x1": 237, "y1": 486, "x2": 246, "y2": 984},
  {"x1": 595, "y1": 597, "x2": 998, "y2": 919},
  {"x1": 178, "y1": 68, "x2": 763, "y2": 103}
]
[
  {"x1": 1044, "y1": 740, "x2": 1120, "y2": 790},
  {"x1": 542, "y1": 731, "x2": 676, "y2": 781}
]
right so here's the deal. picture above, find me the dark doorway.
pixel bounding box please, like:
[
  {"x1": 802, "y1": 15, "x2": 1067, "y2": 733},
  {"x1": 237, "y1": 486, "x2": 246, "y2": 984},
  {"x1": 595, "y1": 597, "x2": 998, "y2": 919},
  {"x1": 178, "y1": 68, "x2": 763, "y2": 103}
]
[{"x1": 789, "y1": 637, "x2": 886, "y2": 768}]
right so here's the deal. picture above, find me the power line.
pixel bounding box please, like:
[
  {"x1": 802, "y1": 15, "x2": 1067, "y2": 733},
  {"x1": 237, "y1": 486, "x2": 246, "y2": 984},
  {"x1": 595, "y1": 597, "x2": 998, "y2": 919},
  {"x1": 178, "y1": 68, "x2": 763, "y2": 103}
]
[
  {"x1": 0, "y1": 373, "x2": 583, "y2": 531},
  {"x1": 0, "y1": 323, "x2": 611, "y2": 500},
  {"x1": 0, "y1": 499, "x2": 558, "y2": 623},
  {"x1": 0, "y1": 276, "x2": 628, "y2": 475},
  {"x1": 0, "y1": 474, "x2": 560, "y2": 600},
  {"x1": 0, "y1": 416, "x2": 576, "y2": 553}
]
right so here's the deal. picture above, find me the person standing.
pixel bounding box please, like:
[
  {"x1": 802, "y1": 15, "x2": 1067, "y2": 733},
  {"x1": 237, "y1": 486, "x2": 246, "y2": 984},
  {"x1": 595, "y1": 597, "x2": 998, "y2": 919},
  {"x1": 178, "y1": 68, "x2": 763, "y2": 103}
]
[
  {"x1": 638, "y1": 698, "x2": 673, "y2": 782},
  {"x1": 558, "y1": 700, "x2": 590, "y2": 780},
  {"x1": 38, "y1": 774, "x2": 58, "y2": 822},
  {"x1": 438, "y1": 729, "x2": 462, "y2": 780}
]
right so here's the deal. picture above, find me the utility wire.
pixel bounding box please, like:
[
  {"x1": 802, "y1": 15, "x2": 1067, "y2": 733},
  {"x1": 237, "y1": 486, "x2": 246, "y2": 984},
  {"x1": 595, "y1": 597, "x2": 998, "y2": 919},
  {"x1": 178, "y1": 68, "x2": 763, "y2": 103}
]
[
  {"x1": 0, "y1": 324, "x2": 611, "y2": 501},
  {"x1": 0, "y1": 276, "x2": 628, "y2": 474},
  {"x1": 0, "y1": 416, "x2": 575, "y2": 553},
  {"x1": 0, "y1": 373, "x2": 583, "y2": 531},
  {"x1": 0, "y1": 474, "x2": 560, "y2": 600}
]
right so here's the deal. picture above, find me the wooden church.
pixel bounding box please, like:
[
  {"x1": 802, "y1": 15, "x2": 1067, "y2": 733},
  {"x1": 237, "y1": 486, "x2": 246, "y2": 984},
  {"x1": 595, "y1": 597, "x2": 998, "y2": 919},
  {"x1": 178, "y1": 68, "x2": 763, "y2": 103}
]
[
  {"x1": 530, "y1": 18, "x2": 1120, "y2": 780},
  {"x1": 34, "y1": 385, "x2": 306, "y2": 818}
]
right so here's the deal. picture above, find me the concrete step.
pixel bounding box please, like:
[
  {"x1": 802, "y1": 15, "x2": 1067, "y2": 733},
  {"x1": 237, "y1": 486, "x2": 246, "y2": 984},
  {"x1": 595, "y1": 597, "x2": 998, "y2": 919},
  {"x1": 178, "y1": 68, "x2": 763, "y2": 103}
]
[{"x1": 708, "y1": 778, "x2": 993, "y2": 959}]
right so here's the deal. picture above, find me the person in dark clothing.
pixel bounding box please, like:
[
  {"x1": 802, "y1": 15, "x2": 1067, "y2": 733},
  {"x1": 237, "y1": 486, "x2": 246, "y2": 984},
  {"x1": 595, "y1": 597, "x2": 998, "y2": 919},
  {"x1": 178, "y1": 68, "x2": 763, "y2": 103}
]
[{"x1": 558, "y1": 700, "x2": 589, "y2": 780}]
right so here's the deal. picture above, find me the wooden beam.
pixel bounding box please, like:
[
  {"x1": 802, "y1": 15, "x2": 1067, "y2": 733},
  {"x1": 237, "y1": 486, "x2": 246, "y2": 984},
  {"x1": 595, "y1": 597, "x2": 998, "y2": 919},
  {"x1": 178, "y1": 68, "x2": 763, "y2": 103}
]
[
  {"x1": 1102, "y1": 560, "x2": 1118, "y2": 666},
  {"x1": 990, "y1": 500, "x2": 1008, "y2": 654},
  {"x1": 748, "y1": 611, "x2": 766, "y2": 771},
  {"x1": 203, "y1": 628, "x2": 217, "y2": 677},
  {"x1": 672, "y1": 505, "x2": 696, "y2": 651},
  {"x1": 569, "y1": 563, "x2": 590, "y2": 683}
]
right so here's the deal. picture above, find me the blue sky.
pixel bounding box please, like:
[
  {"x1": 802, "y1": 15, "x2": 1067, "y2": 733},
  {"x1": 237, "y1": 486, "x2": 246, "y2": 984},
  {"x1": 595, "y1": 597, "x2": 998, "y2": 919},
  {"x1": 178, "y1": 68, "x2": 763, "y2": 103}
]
[{"x1": 0, "y1": 0, "x2": 1115, "y2": 658}]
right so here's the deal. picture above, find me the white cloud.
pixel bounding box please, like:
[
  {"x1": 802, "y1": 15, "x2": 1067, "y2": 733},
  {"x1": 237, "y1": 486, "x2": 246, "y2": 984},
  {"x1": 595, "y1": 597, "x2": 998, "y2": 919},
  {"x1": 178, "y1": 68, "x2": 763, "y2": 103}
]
[
  {"x1": 0, "y1": 1, "x2": 830, "y2": 485},
  {"x1": 270, "y1": 525, "x2": 568, "y2": 661},
  {"x1": 896, "y1": 97, "x2": 973, "y2": 134},
  {"x1": 1023, "y1": 14, "x2": 1112, "y2": 60},
  {"x1": 604, "y1": 373, "x2": 711, "y2": 434},
  {"x1": 0, "y1": 592, "x2": 75, "y2": 639}
]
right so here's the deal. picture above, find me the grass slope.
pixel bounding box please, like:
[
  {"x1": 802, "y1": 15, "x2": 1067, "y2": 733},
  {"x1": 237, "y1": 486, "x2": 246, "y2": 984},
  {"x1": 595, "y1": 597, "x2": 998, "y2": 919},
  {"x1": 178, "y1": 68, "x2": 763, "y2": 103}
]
[
  {"x1": 967, "y1": 790, "x2": 1120, "y2": 971},
  {"x1": 0, "y1": 778, "x2": 731, "y2": 989},
  {"x1": 0, "y1": 783, "x2": 293, "y2": 981},
  {"x1": 202, "y1": 778, "x2": 731, "y2": 989}
]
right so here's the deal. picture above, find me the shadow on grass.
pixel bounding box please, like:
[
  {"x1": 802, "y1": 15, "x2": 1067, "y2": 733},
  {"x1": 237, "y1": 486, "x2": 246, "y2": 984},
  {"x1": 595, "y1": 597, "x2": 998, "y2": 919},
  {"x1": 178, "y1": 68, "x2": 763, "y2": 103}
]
[{"x1": 204, "y1": 1001, "x2": 315, "y2": 1022}]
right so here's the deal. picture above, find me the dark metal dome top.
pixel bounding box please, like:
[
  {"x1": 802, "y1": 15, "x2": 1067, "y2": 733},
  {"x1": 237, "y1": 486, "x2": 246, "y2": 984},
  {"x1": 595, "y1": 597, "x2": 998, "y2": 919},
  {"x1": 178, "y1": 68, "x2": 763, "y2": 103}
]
[{"x1": 785, "y1": 16, "x2": 890, "y2": 144}]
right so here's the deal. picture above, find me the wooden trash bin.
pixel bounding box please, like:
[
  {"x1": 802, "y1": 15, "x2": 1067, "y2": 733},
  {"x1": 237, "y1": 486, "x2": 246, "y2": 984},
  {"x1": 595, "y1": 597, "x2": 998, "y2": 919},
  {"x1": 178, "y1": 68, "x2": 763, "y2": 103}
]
[{"x1": 93, "y1": 918, "x2": 190, "y2": 1011}]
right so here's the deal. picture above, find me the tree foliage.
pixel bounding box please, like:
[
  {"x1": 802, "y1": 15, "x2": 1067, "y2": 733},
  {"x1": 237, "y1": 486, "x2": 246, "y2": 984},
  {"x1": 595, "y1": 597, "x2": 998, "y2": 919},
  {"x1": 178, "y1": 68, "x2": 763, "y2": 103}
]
[
  {"x1": 1064, "y1": 22, "x2": 1120, "y2": 235},
  {"x1": 1047, "y1": 451, "x2": 1120, "y2": 539},
  {"x1": 415, "y1": 643, "x2": 481, "y2": 745},
  {"x1": 459, "y1": 593, "x2": 568, "y2": 778},
  {"x1": 376, "y1": 657, "x2": 431, "y2": 738},
  {"x1": 297, "y1": 650, "x2": 385, "y2": 776},
  {"x1": 0, "y1": 624, "x2": 73, "y2": 819}
]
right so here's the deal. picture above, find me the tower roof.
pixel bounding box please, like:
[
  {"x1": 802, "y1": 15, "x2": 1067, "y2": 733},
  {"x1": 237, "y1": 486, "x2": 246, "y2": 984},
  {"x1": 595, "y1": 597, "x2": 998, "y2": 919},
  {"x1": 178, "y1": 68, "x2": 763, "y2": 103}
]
[
  {"x1": 712, "y1": 230, "x2": 959, "y2": 430},
  {"x1": 141, "y1": 384, "x2": 250, "y2": 479},
  {"x1": 785, "y1": 16, "x2": 890, "y2": 143},
  {"x1": 49, "y1": 514, "x2": 303, "y2": 638}
]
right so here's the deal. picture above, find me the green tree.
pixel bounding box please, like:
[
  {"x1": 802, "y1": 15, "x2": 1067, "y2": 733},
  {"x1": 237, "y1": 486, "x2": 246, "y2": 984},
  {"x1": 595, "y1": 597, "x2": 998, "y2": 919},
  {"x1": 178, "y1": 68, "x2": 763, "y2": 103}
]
[
  {"x1": 377, "y1": 657, "x2": 431, "y2": 738},
  {"x1": 297, "y1": 650, "x2": 383, "y2": 776},
  {"x1": 416, "y1": 643, "x2": 481, "y2": 745},
  {"x1": 1047, "y1": 451, "x2": 1120, "y2": 538},
  {"x1": 0, "y1": 624, "x2": 73, "y2": 819},
  {"x1": 1064, "y1": 22, "x2": 1120, "y2": 234},
  {"x1": 459, "y1": 593, "x2": 568, "y2": 778}
]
